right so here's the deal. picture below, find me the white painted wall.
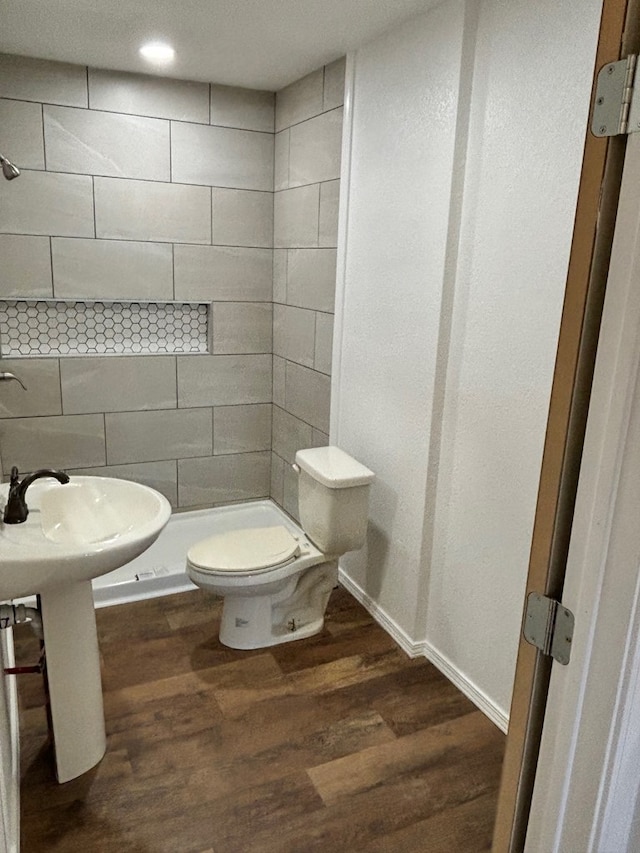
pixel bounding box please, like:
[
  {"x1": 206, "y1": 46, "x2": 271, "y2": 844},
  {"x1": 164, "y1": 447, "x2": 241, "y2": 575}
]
[
  {"x1": 332, "y1": 0, "x2": 466, "y2": 647},
  {"x1": 334, "y1": 0, "x2": 602, "y2": 722}
]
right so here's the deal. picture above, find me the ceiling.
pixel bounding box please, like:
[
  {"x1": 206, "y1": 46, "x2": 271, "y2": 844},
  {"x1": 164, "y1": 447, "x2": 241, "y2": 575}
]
[{"x1": 0, "y1": 0, "x2": 437, "y2": 91}]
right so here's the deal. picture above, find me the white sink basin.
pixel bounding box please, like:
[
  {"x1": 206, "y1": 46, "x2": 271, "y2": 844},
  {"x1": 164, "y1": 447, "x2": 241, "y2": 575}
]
[{"x1": 0, "y1": 476, "x2": 172, "y2": 600}]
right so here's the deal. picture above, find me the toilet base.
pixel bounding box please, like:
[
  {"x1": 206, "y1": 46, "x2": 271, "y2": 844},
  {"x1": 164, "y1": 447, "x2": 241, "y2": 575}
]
[{"x1": 218, "y1": 561, "x2": 338, "y2": 650}]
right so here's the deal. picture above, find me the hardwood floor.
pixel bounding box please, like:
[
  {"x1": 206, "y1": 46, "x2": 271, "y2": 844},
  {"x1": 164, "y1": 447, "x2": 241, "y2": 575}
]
[{"x1": 14, "y1": 587, "x2": 504, "y2": 852}]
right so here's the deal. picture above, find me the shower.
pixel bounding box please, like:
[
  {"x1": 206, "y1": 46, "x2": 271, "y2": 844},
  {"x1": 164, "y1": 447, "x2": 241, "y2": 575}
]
[{"x1": 0, "y1": 153, "x2": 20, "y2": 180}]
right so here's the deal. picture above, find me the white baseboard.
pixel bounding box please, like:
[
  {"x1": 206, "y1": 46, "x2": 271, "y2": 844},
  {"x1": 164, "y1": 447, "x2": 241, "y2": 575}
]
[{"x1": 338, "y1": 568, "x2": 509, "y2": 733}]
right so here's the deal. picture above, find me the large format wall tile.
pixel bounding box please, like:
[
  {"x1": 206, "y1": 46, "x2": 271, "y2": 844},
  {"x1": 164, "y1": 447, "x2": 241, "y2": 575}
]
[
  {"x1": 52, "y1": 238, "x2": 173, "y2": 300},
  {"x1": 273, "y1": 250, "x2": 287, "y2": 302},
  {"x1": 314, "y1": 313, "x2": 334, "y2": 374},
  {"x1": 0, "y1": 171, "x2": 94, "y2": 237},
  {"x1": 177, "y1": 354, "x2": 271, "y2": 407},
  {"x1": 273, "y1": 185, "x2": 320, "y2": 247},
  {"x1": 286, "y1": 249, "x2": 337, "y2": 312},
  {"x1": 94, "y1": 177, "x2": 211, "y2": 243},
  {"x1": 271, "y1": 452, "x2": 285, "y2": 505},
  {"x1": 210, "y1": 85, "x2": 275, "y2": 132},
  {"x1": 319, "y1": 180, "x2": 340, "y2": 247},
  {"x1": 0, "y1": 359, "x2": 62, "y2": 419},
  {"x1": 212, "y1": 188, "x2": 273, "y2": 247},
  {"x1": 275, "y1": 69, "x2": 324, "y2": 132},
  {"x1": 285, "y1": 361, "x2": 331, "y2": 433},
  {"x1": 178, "y1": 451, "x2": 270, "y2": 506},
  {"x1": 0, "y1": 99, "x2": 45, "y2": 170},
  {"x1": 272, "y1": 404, "x2": 313, "y2": 464},
  {"x1": 213, "y1": 404, "x2": 271, "y2": 455},
  {"x1": 273, "y1": 355, "x2": 286, "y2": 407},
  {"x1": 212, "y1": 302, "x2": 272, "y2": 354},
  {"x1": 60, "y1": 356, "x2": 177, "y2": 413},
  {"x1": 0, "y1": 413, "x2": 105, "y2": 471},
  {"x1": 44, "y1": 106, "x2": 170, "y2": 181},
  {"x1": 289, "y1": 108, "x2": 343, "y2": 187},
  {"x1": 0, "y1": 54, "x2": 88, "y2": 107},
  {"x1": 88, "y1": 68, "x2": 209, "y2": 123},
  {"x1": 69, "y1": 460, "x2": 178, "y2": 507},
  {"x1": 323, "y1": 58, "x2": 346, "y2": 111},
  {"x1": 171, "y1": 122, "x2": 273, "y2": 190},
  {"x1": 0, "y1": 235, "x2": 53, "y2": 297},
  {"x1": 174, "y1": 245, "x2": 272, "y2": 302},
  {"x1": 274, "y1": 130, "x2": 289, "y2": 191},
  {"x1": 273, "y1": 304, "x2": 316, "y2": 368},
  {"x1": 105, "y1": 408, "x2": 212, "y2": 465}
]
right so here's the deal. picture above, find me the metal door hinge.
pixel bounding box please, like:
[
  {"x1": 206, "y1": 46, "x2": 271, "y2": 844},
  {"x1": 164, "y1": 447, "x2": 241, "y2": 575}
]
[
  {"x1": 592, "y1": 55, "x2": 640, "y2": 137},
  {"x1": 523, "y1": 592, "x2": 574, "y2": 665}
]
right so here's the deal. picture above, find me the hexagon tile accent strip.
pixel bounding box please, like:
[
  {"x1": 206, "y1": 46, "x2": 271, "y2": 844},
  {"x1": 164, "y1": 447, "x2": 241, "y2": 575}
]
[{"x1": 0, "y1": 300, "x2": 209, "y2": 357}]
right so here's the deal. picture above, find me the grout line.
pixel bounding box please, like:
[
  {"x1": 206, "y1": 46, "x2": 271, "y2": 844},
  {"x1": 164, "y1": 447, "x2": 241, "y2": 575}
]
[
  {"x1": 171, "y1": 243, "x2": 176, "y2": 299},
  {"x1": 91, "y1": 176, "x2": 97, "y2": 238},
  {"x1": 48, "y1": 237, "x2": 55, "y2": 297},
  {"x1": 19, "y1": 233, "x2": 272, "y2": 250},
  {"x1": 312, "y1": 312, "x2": 318, "y2": 370},
  {"x1": 19, "y1": 166, "x2": 274, "y2": 193},
  {"x1": 0, "y1": 98, "x2": 268, "y2": 129},
  {"x1": 85, "y1": 66, "x2": 90, "y2": 108},
  {"x1": 168, "y1": 120, "x2": 173, "y2": 182}
]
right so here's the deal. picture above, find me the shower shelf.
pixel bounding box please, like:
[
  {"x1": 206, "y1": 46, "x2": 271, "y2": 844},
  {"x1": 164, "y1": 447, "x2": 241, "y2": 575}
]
[{"x1": 0, "y1": 299, "x2": 210, "y2": 358}]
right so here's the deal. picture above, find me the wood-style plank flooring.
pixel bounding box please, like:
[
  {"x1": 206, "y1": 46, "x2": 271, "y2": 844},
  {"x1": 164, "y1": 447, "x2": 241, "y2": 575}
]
[{"x1": 15, "y1": 587, "x2": 505, "y2": 852}]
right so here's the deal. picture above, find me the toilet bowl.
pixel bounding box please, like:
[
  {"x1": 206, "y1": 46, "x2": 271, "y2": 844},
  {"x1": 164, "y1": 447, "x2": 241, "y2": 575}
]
[{"x1": 186, "y1": 446, "x2": 374, "y2": 650}]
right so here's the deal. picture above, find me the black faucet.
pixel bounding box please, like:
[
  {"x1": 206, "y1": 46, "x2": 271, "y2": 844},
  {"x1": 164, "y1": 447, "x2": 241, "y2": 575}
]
[{"x1": 3, "y1": 466, "x2": 70, "y2": 524}]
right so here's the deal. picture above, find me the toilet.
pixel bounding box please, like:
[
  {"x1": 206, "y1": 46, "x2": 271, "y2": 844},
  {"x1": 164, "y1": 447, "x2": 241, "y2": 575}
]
[{"x1": 186, "y1": 446, "x2": 374, "y2": 649}]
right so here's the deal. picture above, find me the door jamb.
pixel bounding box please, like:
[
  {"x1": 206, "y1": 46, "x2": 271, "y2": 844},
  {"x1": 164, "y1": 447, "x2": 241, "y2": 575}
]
[{"x1": 492, "y1": 0, "x2": 639, "y2": 848}]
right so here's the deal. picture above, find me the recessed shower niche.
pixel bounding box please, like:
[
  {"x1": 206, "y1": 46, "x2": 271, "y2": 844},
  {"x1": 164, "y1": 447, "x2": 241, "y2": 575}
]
[{"x1": 0, "y1": 299, "x2": 210, "y2": 357}]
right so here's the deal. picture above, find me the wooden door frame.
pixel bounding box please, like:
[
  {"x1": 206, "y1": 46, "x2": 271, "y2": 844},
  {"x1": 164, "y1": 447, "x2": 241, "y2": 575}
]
[
  {"x1": 493, "y1": 0, "x2": 640, "y2": 849},
  {"x1": 528, "y1": 126, "x2": 640, "y2": 853}
]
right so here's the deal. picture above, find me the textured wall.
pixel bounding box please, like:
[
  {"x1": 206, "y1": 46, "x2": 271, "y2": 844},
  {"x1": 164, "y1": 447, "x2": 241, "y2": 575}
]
[
  {"x1": 334, "y1": 2, "x2": 466, "y2": 640},
  {"x1": 424, "y1": 0, "x2": 602, "y2": 719},
  {"x1": 270, "y1": 60, "x2": 344, "y2": 519},
  {"x1": 0, "y1": 54, "x2": 275, "y2": 508},
  {"x1": 334, "y1": 0, "x2": 601, "y2": 721}
]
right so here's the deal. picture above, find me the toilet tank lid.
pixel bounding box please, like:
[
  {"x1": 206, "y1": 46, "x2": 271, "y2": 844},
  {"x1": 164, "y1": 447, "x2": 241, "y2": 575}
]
[{"x1": 295, "y1": 446, "x2": 375, "y2": 489}]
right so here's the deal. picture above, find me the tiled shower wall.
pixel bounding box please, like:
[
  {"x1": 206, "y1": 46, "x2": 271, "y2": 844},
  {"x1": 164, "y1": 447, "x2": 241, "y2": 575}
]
[
  {"x1": 270, "y1": 62, "x2": 344, "y2": 519},
  {"x1": 0, "y1": 53, "x2": 274, "y2": 508},
  {"x1": 0, "y1": 53, "x2": 343, "y2": 513}
]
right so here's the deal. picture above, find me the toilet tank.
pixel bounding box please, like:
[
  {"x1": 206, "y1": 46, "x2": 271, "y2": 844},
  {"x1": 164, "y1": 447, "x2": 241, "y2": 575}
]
[{"x1": 294, "y1": 446, "x2": 374, "y2": 555}]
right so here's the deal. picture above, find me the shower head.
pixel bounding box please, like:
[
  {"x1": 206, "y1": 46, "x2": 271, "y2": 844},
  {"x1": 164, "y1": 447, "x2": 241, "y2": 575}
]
[{"x1": 0, "y1": 153, "x2": 20, "y2": 181}]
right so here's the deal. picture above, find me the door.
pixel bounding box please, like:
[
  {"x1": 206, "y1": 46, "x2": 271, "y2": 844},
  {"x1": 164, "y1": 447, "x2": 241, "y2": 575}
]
[
  {"x1": 493, "y1": 0, "x2": 638, "y2": 848},
  {"x1": 525, "y1": 125, "x2": 640, "y2": 853}
]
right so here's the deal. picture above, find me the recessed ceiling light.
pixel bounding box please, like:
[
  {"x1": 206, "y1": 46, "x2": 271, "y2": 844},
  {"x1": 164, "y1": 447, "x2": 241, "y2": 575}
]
[{"x1": 139, "y1": 42, "x2": 175, "y2": 64}]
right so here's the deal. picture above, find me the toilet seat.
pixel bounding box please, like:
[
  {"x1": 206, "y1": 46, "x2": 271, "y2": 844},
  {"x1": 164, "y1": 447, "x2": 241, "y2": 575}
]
[{"x1": 187, "y1": 525, "x2": 301, "y2": 575}]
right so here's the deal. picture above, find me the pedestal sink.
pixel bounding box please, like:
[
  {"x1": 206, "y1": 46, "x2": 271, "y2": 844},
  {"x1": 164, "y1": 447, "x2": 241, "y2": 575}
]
[{"x1": 0, "y1": 476, "x2": 171, "y2": 782}]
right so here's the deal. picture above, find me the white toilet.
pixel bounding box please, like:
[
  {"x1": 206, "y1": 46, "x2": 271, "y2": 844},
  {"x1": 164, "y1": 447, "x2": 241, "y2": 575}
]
[{"x1": 186, "y1": 446, "x2": 374, "y2": 649}]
